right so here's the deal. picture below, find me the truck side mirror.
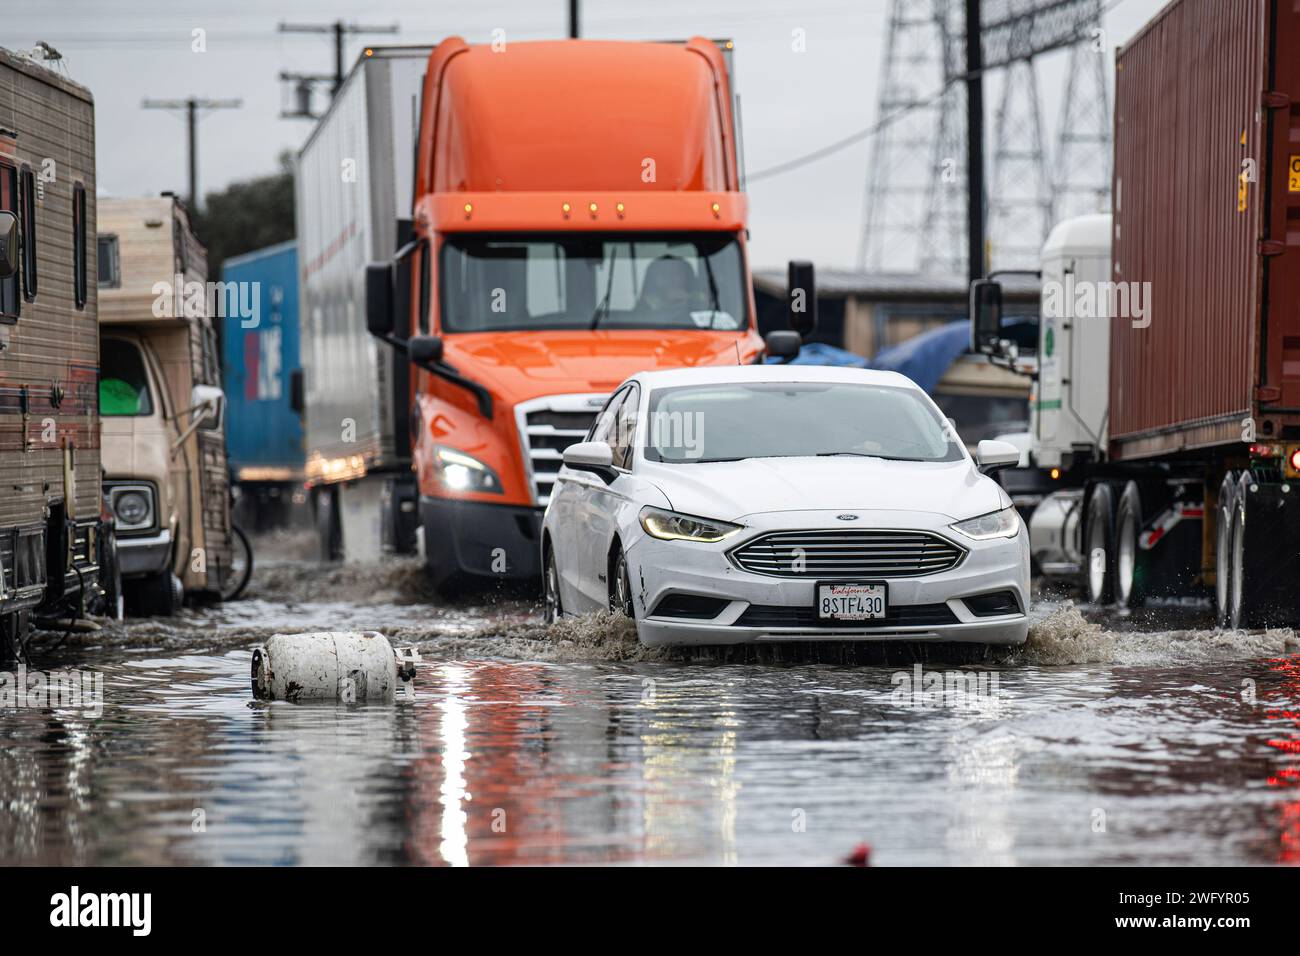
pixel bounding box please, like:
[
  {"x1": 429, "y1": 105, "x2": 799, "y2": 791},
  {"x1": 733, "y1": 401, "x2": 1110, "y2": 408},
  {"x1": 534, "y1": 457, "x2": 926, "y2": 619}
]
[
  {"x1": 366, "y1": 262, "x2": 395, "y2": 339},
  {"x1": 191, "y1": 384, "x2": 226, "y2": 430},
  {"x1": 408, "y1": 334, "x2": 443, "y2": 369},
  {"x1": 0, "y1": 211, "x2": 17, "y2": 279},
  {"x1": 970, "y1": 279, "x2": 1004, "y2": 354},
  {"x1": 787, "y1": 260, "x2": 817, "y2": 338},
  {"x1": 289, "y1": 368, "x2": 304, "y2": 416},
  {"x1": 765, "y1": 330, "x2": 802, "y2": 363}
]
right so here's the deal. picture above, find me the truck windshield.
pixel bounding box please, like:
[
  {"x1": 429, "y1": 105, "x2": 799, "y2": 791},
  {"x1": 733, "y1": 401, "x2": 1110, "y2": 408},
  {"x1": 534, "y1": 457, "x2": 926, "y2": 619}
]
[
  {"x1": 99, "y1": 339, "x2": 154, "y2": 417},
  {"x1": 644, "y1": 381, "x2": 965, "y2": 464},
  {"x1": 439, "y1": 233, "x2": 748, "y2": 333}
]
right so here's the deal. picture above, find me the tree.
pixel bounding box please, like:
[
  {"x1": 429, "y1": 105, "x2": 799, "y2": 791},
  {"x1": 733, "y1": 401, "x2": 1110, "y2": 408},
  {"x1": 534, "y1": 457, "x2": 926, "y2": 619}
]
[{"x1": 192, "y1": 150, "x2": 295, "y2": 278}]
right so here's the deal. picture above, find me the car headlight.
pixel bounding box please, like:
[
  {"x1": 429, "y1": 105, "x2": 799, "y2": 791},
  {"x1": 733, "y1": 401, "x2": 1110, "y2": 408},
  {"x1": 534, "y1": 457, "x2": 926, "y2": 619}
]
[
  {"x1": 950, "y1": 505, "x2": 1019, "y2": 541},
  {"x1": 111, "y1": 488, "x2": 154, "y2": 529},
  {"x1": 639, "y1": 506, "x2": 742, "y2": 543},
  {"x1": 433, "y1": 445, "x2": 502, "y2": 494}
]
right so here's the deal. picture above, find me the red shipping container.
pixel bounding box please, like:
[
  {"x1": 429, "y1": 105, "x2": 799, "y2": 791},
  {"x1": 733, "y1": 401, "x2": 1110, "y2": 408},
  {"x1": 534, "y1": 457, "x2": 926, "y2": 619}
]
[{"x1": 1110, "y1": 0, "x2": 1300, "y2": 461}]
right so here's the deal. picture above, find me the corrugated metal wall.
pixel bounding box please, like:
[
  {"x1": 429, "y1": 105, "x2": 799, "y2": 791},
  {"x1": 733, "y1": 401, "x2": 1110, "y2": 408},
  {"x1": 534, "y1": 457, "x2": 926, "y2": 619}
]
[{"x1": 1109, "y1": 0, "x2": 1268, "y2": 459}]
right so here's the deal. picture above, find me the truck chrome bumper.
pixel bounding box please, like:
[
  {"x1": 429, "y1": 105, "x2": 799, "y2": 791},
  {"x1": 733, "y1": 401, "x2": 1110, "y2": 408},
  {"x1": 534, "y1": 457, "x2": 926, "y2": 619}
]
[{"x1": 118, "y1": 529, "x2": 173, "y2": 577}]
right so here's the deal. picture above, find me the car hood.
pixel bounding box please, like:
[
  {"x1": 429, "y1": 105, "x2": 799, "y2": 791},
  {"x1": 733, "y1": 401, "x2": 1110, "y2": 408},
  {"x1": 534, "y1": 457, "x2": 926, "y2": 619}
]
[{"x1": 641, "y1": 456, "x2": 1007, "y2": 523}]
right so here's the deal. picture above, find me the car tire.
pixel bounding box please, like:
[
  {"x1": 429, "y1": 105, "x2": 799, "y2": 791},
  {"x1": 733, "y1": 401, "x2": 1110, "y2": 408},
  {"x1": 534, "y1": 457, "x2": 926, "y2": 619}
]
[
  {"x1": 126, "y1": 570, "x2": 182, "y2": 618},
  {"x1": 543, "y1": 543, "x2": 563, "y2": 625},
  {"x1": 98, "y1": 527, "x2": 125, "y2": 621},
  {"x1": 1114, "y1": 482, "x2": 1145, "y2": 609},
  {"x1": 609, "y1": 546, "x2": 634, "y2": 619},
  {"x1": 1215, "y1": 471, "x2": 1239, "y2": 629},
  {"x1": 1084, "y1": 482, "x2": 1117, "y2": 606}
]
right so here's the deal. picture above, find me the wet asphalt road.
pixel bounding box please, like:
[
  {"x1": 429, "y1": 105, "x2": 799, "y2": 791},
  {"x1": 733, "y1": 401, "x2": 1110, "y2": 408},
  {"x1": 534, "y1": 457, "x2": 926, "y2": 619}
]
[{"x1": 1, "y1": 536, "x2": 1298, "y2": 866}]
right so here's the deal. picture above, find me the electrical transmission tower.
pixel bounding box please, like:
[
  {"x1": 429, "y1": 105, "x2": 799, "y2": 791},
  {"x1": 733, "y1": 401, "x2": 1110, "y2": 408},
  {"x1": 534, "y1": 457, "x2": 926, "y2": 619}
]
[
  {"x1": 1053, "y1": 8, "x2": 1112, "y2": 221},
  {"x1": 859, "y1": 0, "x2": 1110, "y2": 275},
  {"x1": 859, "y1": 0, "x2": 953, "y2": 273}
]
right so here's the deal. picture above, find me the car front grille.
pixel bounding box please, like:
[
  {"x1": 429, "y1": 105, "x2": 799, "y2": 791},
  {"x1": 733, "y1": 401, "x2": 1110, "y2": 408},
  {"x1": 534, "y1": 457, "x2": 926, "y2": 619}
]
[
  {"x1": 734, "y1": 602, "x2": 958, "y2": 628},
  {"x1": 516, "y1": 395, "x2": 606, "y2": 506},
  {"x1": 728, "y1": 529, "x2": 965, "y2": 578}
]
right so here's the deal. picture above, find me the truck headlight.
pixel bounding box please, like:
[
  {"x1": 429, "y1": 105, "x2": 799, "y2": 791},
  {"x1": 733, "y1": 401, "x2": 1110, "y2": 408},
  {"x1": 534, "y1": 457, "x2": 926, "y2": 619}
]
[
  {"x1": 950, "y1": 506, "x2": 1019, "y2": 541},
  {"x1": 110, "y1": 486, "x2": 155, "y2": 530},
  {"x1": 639, "y1": 506, "x2": 742, "y2": 543},
  {"x1": 434, "y1": 446, "x2": 502, "y2": 494}
]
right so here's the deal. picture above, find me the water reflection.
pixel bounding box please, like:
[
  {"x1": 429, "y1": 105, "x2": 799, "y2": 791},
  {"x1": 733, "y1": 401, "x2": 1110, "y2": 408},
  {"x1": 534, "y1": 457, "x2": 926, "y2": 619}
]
[{"x1": 1, "y1": 647, "x2": 1298, "y2": 865}]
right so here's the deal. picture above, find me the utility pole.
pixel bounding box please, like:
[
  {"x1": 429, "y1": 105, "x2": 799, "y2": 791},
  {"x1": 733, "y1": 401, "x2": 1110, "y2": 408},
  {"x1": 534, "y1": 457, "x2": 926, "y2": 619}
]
[
  {"x1": 141, "y1": 97, "x2": 242, "y2": 211},
  {"x1": 278, "y1": 21, "x2": 399, "y2": 104},
  {"x1": 569, "y1": 0, "x2": 580, "y2": 38},
  {"x1": 964, "y1": 0, "x2": 985, "y2": 282}
]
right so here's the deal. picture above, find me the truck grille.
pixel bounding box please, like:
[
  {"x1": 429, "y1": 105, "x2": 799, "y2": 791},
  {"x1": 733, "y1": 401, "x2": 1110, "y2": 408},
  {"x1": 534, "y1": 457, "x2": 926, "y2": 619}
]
[
  {"x1": 728, "y1": 529, "x2": 965, "y2": 578},
  {"x1": 516, "y1": 395, "x2": 607, "y2": 506}
]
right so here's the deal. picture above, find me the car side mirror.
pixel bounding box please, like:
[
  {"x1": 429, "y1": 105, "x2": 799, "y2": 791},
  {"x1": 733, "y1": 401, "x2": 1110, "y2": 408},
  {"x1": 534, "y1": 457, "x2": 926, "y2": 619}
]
[
  {"x1": 191, "y1": 384, "x2": 225, "y2": 430},
  {"x1": 970, "y1": 279, "x2": 1003, "y2": 354},
  {"x1": 408, "y1": 334, "x2": 443, "y2": 369},
  {"x1": 765, "y1": 330, "x2": 802, "y2": 363},
  {"x1": 0, "y1": 211, "x2": 17, "y2": 279},
  {"x1": 787, "y1": 260, "x2": 817, "y2": 338},
  {"x1": 976, "y1": 439, "x2": 1021, "y2": 473},
  {"x1": 562, "y1": 440, "x2": 616, "y2": 482},
  {"x1": 366, "y1": 262, "x2": 395, "y2": 339}
]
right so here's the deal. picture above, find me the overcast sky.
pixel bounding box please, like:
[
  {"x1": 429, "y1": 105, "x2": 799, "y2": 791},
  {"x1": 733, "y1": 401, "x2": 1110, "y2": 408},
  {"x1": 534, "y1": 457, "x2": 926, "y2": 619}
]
[{"x1": 16, "y1": 0, "x2": 1166, "y2": 269}]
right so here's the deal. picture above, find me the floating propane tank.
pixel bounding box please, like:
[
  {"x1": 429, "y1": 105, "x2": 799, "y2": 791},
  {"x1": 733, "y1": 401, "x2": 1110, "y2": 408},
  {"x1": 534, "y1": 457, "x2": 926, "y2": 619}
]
[{"x1": 250, "y1": 631, "x2": 419, "y2": 703}]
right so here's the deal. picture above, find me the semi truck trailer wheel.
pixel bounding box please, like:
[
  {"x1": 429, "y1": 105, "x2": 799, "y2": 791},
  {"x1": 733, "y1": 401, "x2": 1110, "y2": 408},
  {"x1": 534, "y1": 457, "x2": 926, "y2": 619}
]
[
  {"x1": 1084, "y1": 482, "x2": 1117, "y2": 605},
  {"x1": 1114, "y1": 482, "x2": 1145, "y2": 609},
  {"x1": 1215, "y1": 471, "x2": 1240, "y2": 629}
]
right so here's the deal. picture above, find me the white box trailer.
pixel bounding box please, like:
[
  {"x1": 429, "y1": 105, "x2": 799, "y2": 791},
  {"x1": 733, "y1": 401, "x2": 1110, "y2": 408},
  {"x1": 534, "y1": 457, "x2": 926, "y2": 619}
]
[{"x1": 295, "y1": 46, "x2": 431, "y2": 561}]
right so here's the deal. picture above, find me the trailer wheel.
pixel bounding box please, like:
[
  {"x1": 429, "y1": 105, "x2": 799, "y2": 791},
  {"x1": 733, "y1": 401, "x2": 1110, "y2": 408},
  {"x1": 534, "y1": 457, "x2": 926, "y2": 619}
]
[
  {"x1": 1215, "y1": 471, "x2": 1239, "y2": 628},
  {"x1": 1228, "y1": 486, "x2": 1248, "y2": 630},
  {"x1": 1114, "y1": 482, "x2": 1145, "y2": 609},
  {"x1": 1084, "y1": 482, "x2": 1117, "y2": 605}
]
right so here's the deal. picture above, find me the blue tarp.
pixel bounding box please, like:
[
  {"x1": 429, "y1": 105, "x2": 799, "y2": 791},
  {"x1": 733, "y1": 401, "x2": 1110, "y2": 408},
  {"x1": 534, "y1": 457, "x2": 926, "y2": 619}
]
[
  {"x1": 866, "y1": 321, "x2": 970, "y2": 393},
  {"x1": 770, "y1": 321, "x2": 971, "y2": 393}
]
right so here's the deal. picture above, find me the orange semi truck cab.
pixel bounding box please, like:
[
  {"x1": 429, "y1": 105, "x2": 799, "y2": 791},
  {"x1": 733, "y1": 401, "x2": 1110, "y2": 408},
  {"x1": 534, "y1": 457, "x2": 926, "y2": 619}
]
[{"x1": 366, "y1": 37, "x2": 802, "y2": 588}]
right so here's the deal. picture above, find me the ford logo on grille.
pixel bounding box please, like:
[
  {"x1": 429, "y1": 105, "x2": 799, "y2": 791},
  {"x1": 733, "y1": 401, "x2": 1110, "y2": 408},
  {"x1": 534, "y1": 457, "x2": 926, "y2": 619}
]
[{"x1": 836, "y1": 514, "x2": 859, "y2": 521}]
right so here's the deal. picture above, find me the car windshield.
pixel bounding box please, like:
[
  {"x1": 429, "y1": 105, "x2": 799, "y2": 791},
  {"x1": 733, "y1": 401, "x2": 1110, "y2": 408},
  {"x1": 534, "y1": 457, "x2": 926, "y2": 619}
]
[
  {"x1": 99, "y1": 339, "x2": 154, "y2": 417},
  {"x1": 644, "y1": 381, "x2": 964, "y2": 464},
  {"x1": 439, "y1": 232, "x2": 748, "y2": 333}
]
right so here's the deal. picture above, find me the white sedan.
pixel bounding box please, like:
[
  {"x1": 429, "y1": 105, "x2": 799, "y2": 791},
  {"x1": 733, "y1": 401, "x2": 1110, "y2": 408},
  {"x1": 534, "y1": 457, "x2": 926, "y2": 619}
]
[{"x1": 541, "y1": 365, "x2": 1030, "y2": 647}]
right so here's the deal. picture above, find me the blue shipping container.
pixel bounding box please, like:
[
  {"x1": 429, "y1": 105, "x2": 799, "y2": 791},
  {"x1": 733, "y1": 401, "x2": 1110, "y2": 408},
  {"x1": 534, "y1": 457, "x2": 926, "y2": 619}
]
[{"x1": 221, "y1": 241, "x2": 304, "y2": 481}]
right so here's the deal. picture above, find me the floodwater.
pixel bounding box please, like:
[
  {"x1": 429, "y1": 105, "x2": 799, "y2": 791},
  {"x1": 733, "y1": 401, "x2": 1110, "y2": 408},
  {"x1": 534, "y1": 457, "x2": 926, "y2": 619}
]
[{"x1": 2, "y1": 538, "x2": 1299, "y2": 866}]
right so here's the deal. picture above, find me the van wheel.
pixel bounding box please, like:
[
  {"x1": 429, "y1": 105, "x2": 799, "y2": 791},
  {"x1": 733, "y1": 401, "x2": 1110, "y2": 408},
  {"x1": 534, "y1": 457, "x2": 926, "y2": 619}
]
[
  {"x1": 221, "y1": 524, "x2": 254, "y2": 602},
  {"x1": 543, "y1": 543, "x2": 563, "y2": 625},
  {"x1": 1084, "y1": 482, "x2": 1117, "y2": 605},
  {"x1": 1215, "y1": 471, "x2": 1239, "y2": 628},
  {"x1": 126, "y1": 571, "x2": 182, "y2": 617},
  {"x1": 1114, "y1": 482, "x2": 1145, "y2": 609},
  {"x1": 609, "y1": 546, "x2": 634, "y2": 619}
]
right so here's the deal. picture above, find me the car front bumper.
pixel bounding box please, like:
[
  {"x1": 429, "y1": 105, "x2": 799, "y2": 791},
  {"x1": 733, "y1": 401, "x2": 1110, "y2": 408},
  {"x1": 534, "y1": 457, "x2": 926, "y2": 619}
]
[{"x1": 625, "y1": 509, "x2": 1030, "y2": 647}]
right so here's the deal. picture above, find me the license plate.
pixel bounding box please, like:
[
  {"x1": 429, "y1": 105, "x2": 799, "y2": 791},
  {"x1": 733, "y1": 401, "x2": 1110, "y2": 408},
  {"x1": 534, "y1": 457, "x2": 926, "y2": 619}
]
[{"x1": 816, "y1": 582, "x2": 888, "y2": 621}]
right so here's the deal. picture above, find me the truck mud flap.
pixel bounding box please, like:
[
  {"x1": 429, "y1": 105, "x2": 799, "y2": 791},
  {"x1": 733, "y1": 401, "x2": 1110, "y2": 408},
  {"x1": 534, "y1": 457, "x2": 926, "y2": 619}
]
[{"x1": 1240, "y1": 483, "x2": 1300, "y2": 627}]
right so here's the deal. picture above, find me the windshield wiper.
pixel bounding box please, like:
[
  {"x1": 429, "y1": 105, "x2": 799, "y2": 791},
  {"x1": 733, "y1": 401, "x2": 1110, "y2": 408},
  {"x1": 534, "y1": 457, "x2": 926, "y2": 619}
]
[
  {"x1": 589, "y1": 246, "x2": 618, "y2": 330},
  {"x1": 815, "y1": 452, "x2": 924, "y2": 462}
]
